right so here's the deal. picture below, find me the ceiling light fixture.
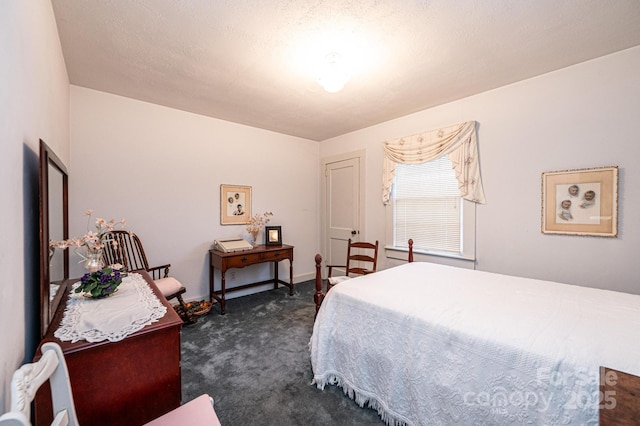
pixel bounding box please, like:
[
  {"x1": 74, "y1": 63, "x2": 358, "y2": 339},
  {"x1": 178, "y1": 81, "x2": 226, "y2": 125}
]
[{"x1": 317, "y1": 52, "x2": 350, "y2": 93}]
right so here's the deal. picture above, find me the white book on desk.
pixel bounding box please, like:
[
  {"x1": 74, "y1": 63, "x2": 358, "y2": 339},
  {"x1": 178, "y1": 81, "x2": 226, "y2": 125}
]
[{"x1": 213, "y1": 238, "x2": 253, "y2": 253}]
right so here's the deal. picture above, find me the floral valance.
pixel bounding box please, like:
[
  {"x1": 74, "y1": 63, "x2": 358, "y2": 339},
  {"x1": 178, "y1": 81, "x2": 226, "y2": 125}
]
[{"x1": 382, "y1": 120, "x2": 486, "y2": 205}]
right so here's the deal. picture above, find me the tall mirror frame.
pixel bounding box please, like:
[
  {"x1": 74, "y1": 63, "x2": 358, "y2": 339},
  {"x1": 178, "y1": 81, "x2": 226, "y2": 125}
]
[{"x1": 39, "y1": 139, "x2": 69, "y2": 337}]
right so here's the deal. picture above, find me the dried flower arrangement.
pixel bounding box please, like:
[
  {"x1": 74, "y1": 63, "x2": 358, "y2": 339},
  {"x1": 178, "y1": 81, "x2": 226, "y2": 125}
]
[{"x1": 245, "y1": 211, "x2": 273, "y2": 244}]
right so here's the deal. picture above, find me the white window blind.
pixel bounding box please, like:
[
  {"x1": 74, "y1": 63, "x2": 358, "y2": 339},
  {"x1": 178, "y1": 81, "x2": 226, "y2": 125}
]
[{"x1": 393, "y1": 157, "x2": 462, "y2": 253}]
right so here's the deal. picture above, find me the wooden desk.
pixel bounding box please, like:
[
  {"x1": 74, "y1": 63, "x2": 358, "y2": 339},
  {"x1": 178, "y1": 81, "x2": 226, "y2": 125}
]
[
  {"x1": 35, "y1": 271, "x2": 182, "y2": 426},
  {"x1": 209, "y1": 244, "x2": 294, "y2": 314}
]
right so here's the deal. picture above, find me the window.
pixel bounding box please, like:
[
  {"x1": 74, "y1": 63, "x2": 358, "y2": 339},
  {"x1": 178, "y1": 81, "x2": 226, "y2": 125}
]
[{"x1": 388, "y1": 157, "x2": 476, "y2": 260}]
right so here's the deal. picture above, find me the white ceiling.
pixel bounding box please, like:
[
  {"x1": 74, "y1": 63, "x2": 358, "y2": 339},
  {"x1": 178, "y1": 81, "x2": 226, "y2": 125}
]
[{"x1": 51, "y1": 0, "x2": 640, "y2": 141}]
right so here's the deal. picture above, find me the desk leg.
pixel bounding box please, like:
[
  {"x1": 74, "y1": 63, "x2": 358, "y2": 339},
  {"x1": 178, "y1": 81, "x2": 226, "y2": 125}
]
[
  {"x1": 289, "y1": 259, "x2": 294, "y2": 296},
  {"x1": 209, "y1": 263, "x2": 214, "y2": 304},
  {"x1": 273, "y1": 261, "x2": 279, "y2": 290},
  {"x1": 220, "y1": 271, "x2": 227, "y2": 315}
]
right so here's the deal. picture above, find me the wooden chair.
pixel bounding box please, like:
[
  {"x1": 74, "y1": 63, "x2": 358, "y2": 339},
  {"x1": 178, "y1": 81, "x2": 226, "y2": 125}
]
[
  {"x1": 326, "y1": 239, "x2": 379, "y2": 290},
  {"x1": 0, "y1": 342, "x2": 221, "y2": 426},
  {"x1": 103, "y1": 230, "x2": 194, "y2": 323},
  {"x1": 315, "y1": 239, "x2": 411, "y2": 316}
]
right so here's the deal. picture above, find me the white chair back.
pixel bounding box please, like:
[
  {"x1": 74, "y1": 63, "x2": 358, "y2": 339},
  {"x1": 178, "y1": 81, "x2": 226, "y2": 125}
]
[
  {"x1": 0, "y1": 342, "x2": 79, "y2": 426},
  {"x1": 0, "y1": 343, "x2": 220, "y2": 425}
]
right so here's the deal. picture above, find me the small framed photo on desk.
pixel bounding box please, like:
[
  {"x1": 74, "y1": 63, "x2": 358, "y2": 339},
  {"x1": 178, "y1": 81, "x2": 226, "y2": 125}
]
[{"x1": 265, "y1": 226, "x2": 282, "y2": 246}]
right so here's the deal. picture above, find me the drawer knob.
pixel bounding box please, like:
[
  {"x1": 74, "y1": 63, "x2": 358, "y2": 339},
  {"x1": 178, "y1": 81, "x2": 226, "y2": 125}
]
[{"x1": 241, "y1": 257, "x2": 247, "y2": 262}]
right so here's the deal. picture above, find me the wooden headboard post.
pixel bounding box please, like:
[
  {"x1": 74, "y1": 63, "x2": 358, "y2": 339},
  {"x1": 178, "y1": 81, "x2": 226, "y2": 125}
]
[
  {"x1": 313, "y1": 253, "x2": 324, "y2": 317},
  {"x1": 408, "y1": 239, "x2": 414, "y2": 263}
]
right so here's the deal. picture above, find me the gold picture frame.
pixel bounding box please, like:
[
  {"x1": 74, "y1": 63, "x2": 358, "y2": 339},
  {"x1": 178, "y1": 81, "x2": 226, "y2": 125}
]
[
  {"x1": 220, "y1": 184, "x2": 252, "y2": 225},
  {"x1": 541, "y1": 166, "x2": 618, "y2": 237}
]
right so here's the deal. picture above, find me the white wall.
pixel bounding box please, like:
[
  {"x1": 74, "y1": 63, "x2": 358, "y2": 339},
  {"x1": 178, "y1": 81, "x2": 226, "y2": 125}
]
[
  {"x1": 0, "y1": 0, "x2": 69, "y2": 412},
  {"x1": 69, "y1": 86, "x2": 320, "y2": 301},
  {"x1": 320, "y1": 46, "x2": 640, "y2": 295}
]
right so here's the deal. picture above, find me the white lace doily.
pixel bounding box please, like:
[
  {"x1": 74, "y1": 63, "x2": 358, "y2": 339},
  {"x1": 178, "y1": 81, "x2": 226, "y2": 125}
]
[{"x1": 54, "y1": 273, "x2": 168, "y2": 343}]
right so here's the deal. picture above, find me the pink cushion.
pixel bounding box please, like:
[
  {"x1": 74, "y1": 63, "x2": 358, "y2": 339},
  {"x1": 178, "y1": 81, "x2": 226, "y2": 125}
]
[
  {"x1": 328, "y1": 275, "x2": 351, "y2": 286},
  {"x1": 154, "y1": 277, "x2": 184, "y2": 297},
  {"x1": 144, "y1": 394, "x2": 221, "y2": 426}
]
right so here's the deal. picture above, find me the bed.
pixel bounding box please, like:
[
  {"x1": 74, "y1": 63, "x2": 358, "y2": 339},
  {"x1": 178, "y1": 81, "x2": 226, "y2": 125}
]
[{"x1": 309, "y1": 249, "x2": 640, "y2": 425}]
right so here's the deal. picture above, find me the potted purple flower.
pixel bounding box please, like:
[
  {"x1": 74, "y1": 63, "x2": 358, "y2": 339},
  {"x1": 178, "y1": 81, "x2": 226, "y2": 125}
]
[{"x1": 75, "y1": 267, "x2": 123, "y2": 299}]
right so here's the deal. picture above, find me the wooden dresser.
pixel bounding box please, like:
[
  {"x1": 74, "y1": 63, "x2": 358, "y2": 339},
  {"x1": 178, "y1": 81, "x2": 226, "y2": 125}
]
[
  {"x1": 600, "y1": 366, "x2": 640, "y2": 425},
  {"x1": 35, "y1": 271, "x2": 183, "y2": 426}
]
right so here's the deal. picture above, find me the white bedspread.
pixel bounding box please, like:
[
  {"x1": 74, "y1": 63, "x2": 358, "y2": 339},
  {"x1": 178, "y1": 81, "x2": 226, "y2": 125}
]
[{"x1": 310, "y1": 262, "x2": 640, "y2": 425}]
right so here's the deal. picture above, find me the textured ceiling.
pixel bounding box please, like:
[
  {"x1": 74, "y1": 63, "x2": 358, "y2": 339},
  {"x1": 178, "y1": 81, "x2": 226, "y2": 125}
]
[{"x1": 51, "y1": 0, "x2": 640, "y2": 141}]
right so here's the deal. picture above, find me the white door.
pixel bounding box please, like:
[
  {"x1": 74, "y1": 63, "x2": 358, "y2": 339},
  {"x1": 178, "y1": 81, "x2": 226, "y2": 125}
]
[{"x1": 323, "y1": 155, "x2": 362, "y2": 276}]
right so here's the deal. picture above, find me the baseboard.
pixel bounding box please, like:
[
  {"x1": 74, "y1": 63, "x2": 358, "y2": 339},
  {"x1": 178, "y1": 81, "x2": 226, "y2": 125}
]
[{"x1": 182, "y1": 271, "x2": 316, "y2": 304}]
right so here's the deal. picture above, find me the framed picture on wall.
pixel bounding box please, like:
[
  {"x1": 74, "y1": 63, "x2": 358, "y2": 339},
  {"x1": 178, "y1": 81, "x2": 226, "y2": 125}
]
[
  {"x1": 220, "y1": 184, "x2": 251, "y2": 225},
  {"x1": 265, "y1": 226, "x2": 282, "y2": 246},
  {"x1": 541, "y1": 166, "x2": 618, "y2": 237}
]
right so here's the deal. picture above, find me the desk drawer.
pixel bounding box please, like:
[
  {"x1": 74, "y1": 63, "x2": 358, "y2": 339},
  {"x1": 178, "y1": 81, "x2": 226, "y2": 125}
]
[
  {"x1": 262, "y1": 249, "x2": 288, "y2": 262},
  {"x1": 223, "y1": 249, "x2": 290, "y2": 269},
  {"x1": 226, "y1": 252, "x2": 263, "y2": 268}
]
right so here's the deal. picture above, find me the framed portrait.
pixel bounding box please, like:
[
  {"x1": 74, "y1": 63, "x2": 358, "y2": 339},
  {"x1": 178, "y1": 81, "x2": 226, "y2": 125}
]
[
  {"x1": 264, "y1": 226, "x2": 282, "y2": 246},
  {"x1": 541, "y1": 166, "x2": 618, "y2": 237},
  {"x1": 220, "y1": 184, "x2": 251, "y2": 225}
]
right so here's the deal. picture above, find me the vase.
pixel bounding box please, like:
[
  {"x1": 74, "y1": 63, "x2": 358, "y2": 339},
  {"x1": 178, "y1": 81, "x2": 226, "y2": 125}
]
[
  {"x1": 250, "y1": 230, "x2": 259, "y2": 246},
  {"x1": 84, "y1": 250, "x2": 104, "y2": 273}
]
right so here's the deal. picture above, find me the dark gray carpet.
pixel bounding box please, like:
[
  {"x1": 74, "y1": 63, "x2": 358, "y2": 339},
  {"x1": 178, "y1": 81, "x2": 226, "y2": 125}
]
[{"x1": 180, "y1": 280, "x2": 384, "y2": 425}]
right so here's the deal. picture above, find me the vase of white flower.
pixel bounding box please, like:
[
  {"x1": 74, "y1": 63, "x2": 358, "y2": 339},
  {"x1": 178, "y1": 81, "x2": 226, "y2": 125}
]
[
  {"x1": 246, "y1": 211, "x2": 273, "y2": 246},
  {"x1": 84, "y1": 249, "x2": 104, "y2": 273},
  {"x1": 49, "y1": 209, "x2": 126, "y2": 270},
  {"x1": 249, "y1": 229, "x2": 259, "y2": 245}
]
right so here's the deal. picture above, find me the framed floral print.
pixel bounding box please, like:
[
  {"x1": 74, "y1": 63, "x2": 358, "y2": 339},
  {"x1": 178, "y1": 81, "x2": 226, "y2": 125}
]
[{"x1": 541, "y1": 166, "x2": 618, "y2": 237}]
